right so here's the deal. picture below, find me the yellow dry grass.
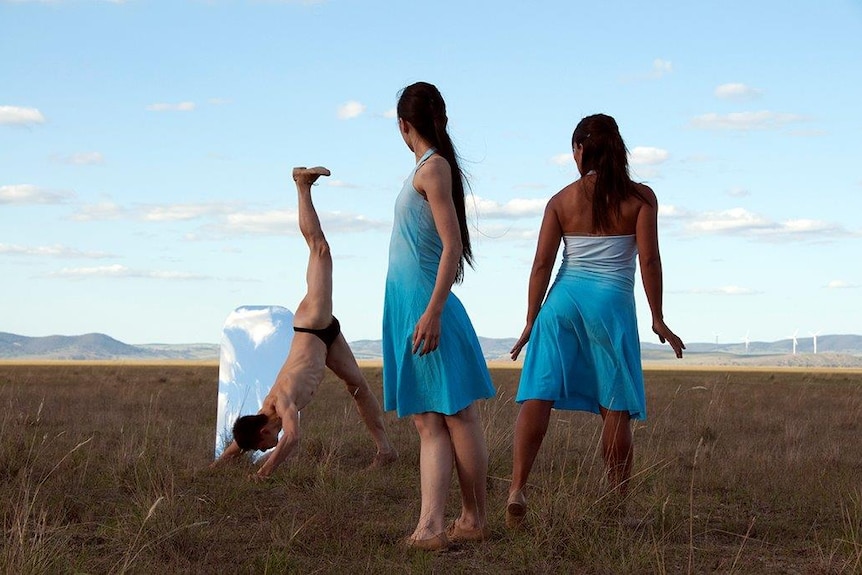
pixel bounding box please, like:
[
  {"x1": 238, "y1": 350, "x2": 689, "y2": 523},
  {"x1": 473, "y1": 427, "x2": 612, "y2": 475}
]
[{"x1": 0, "y1": 363, "x2": 860, "y2": 574}]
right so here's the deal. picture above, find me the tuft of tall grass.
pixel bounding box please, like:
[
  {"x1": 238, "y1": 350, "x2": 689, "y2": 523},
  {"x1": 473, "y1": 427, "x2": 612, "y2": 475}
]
[{"x1": 1, "y1": 363, "x2": 862, "y2": 573}]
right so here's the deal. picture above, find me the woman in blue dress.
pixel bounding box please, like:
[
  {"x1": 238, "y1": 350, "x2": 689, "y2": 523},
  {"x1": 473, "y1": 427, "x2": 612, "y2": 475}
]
[
  {"x1": 506, "y1": 114, "x2": 685, "y2": 527},
  {"x1": 383, "y1": 82, "x2": 495, "y2": 550}
]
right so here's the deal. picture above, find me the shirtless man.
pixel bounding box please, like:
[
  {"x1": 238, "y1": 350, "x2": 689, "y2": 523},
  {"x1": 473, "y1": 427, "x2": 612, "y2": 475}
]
[{"x1": 212, "y1": 166, "x2": 397, "y2": 479}]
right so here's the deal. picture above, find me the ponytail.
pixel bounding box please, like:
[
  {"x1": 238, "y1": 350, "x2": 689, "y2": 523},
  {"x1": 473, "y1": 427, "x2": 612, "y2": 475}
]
[
  {"x1": 572, "y1": 114, "x2": 647, "y2": 233},
  {"x1": 398, "y1": 82, "x2": 474, "y2": 283}
]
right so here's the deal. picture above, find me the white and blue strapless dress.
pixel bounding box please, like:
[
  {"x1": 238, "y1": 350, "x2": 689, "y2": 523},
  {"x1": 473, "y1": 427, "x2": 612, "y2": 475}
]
[
  {"x1": 382, "y1": 149, "x2": 496, "y2": 418},
  {"x1": 516, "y1": 235, "x2": 646, "y2": 419}
]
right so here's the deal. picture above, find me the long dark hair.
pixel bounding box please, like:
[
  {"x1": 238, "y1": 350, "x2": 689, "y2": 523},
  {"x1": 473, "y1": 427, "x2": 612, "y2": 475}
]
[
  {"x1": 397, "y1": 81, "x2": 473, "y2": 283},
  {"x1": 572, "y1": 114, "x2": 648, "y2": 233}
]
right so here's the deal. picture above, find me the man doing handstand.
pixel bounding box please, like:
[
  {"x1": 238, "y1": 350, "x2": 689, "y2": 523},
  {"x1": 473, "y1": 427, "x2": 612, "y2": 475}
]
[{"x1": 212, "y1": 166, "x2": 398, "y2": 479}]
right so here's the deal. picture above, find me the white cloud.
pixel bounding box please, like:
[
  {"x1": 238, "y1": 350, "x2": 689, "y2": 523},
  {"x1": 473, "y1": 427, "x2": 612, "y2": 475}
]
[
  {"x1": 630, "y1": 146, "x2": 669, "y2": 166},
  {"x1": 621, "y1": 58, "x2": 673, "y2": 83},
  {"x1": 551, "y1": 153, "x2": 573, "y2": 166},
  {"x1": 0, "y1": 184, "x2": 74, "y2": 205},
  {"x1": 682, "y1": 285, "x2": 762, "y2": 295},
  {"x1": 318, "y1": 211, "x2": 389, "y2": 233},
  {"x1": 208, "y1": 97, "x2": 232, "y2": 105},
  {"x1": 199, "y1": 210, "x2": 290, "y2": 235},
  {"x1": 690, "y1": 111, "x2": 805, "y2": 131},
  {"x1": 685, "y1": 208, "x2": 780, "y2": 234},
  {"x1": 0, "y1": 243, "x2": 114, "y2": 258},
  {"x1": 650, "y1": 58, "x2": 672, "y2": 78},
  {"x1": 49, "y1": 264, "x2": 209, "y2": 280},
  {"x1": 146, "y1": 102, "x2": 196, "y2": 112},
  {"x1": 5, "y1": 0, "x2": 130, "y2": 3},
  {"x1": 337, "y1": 101, "x2": 365, "y2": 120},
  {"x1": 682, "y1": 207, "x2": 850, "y2": 240},
  {"x1": 825, "y1": 280, "x2": 859, "y2": 289},
  {"x1": 140, "y1": 203, "x2": 237, "y2": 222},
  {"x1": 680, "y1": 154, "x2": 713, "y2": 164},
  {"x1": 714, "y1": 83, "x2": 763, "y2": 100},
  {"x1": 250, "y1": 0, "x2": 326, "y2": 4},
  {"x1": 630, "y1": 166, "x2": 661, "y2": 180},
  {"x1": 326, "y1": 179, "x2": 360, "y2": 189},
  {"x1": 787, "y1": 129, "x2": 827, "y2": 138},
  {"x1": 779, "y1": 219, "x2": 835, "y2": 234},
  {"x1": 53, "y1": 152, "x2": 105, "y2": 165},
  {"x1": 69, "y1": 202, "x2": 125, "y2": 221},
  {"x1": 467, "y1": 195, "x2": 547, "y2": 220},
  {"x1": 382, "y1": 108, "x2": 397, "y2": 119},
  {"x1": 70, "y1": 201, "x2": 238, "y2": 222},
  {"x1": 658, "y1": 204, "x2": 687, "y2": 219},
  {"x1": 512, "y1": 183, "x2": 548, "y2": 191},
  {"x1": 210, "y1": 208, "x2": 387, "y2": 236},
  {"x1": 470, "y1": 222, "x2": 538, "y2": 241},
  {"x1": 727, "y1": 186, "x2": 750, "y2": 198},
  {"x1": 0, "y1": 105, "x2": 46, "y2": 126}
]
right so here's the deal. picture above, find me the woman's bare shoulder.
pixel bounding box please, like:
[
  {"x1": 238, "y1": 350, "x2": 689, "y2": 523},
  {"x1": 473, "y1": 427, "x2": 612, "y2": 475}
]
[
  {"x1": 633, "y1": 181, "x2": 658, "y2": 206},
  {"x1": 422, "y1": 153, "x2": 450, "y2": 174},
  {"x1": 417, "y1": 155, "x2": 451, "y2": 183},
  {"x1": 553, "y1": 179, "x2": 581, "y2": 198}
]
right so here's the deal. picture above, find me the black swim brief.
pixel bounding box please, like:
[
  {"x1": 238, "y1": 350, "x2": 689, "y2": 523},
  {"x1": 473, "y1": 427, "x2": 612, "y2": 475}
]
[{"x1": 293, "y1": 316, "x2": 341, "y2": 349}]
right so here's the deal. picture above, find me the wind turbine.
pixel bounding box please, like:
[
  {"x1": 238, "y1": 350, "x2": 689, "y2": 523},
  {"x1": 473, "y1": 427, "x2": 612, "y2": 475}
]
[
  {"x1": 811, "y1": 330, "x2": 821, "y2": 354},
  {"x1": 743, "y1": 330, "x2": 750, "y2": 354},
  {"x1": 792, "y1": 329, "x2": 799, "y2": 355}
]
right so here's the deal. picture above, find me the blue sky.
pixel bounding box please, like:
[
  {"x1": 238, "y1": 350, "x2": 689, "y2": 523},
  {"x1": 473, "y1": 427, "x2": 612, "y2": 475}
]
[{"x1": 2, "y1": 0, "x2": 860, "y2": 347}]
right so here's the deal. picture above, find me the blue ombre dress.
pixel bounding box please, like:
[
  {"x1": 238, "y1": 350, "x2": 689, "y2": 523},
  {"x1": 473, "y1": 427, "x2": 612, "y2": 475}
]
[
  {"x1": 382, "y1": 149, "x2": 495, "y2": 417},
  {"x1": 516, "y1": 235, "x2": 647, "y2": 419}
]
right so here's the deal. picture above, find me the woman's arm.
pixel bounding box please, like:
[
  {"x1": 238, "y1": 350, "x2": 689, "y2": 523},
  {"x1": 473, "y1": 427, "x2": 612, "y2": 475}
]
[
  {"x1": 413, "y1": 156, "x2": 462, "y2": 356},
  {"x1": 511, "y1": 200, "x2": 562, "y2": 360},
  {"x1": 635, "y1": 186, "x2": 685, "y2": 358}
]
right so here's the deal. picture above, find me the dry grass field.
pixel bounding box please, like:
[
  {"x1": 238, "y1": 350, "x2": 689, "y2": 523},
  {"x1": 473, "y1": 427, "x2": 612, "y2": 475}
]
[{"x1": 1, "y1": 362, "x2": 861, "y2": 574}]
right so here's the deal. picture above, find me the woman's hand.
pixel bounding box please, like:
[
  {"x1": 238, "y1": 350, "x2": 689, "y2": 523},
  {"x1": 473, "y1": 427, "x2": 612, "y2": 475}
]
[
  {"x1": 412, "y1": 311, "x2": 442, "y2": 355},
  {"x1": 652, "y1": 319, "x2": 685, "y2": 358},
  {"x1": 510, "y1": 323, "x2": 533, "y2": 361}
]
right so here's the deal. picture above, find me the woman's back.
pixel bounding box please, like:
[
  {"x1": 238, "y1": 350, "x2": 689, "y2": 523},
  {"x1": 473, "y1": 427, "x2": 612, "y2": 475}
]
[{"x1": 551, "y1": 174, "x2": 655, "y2": 237}]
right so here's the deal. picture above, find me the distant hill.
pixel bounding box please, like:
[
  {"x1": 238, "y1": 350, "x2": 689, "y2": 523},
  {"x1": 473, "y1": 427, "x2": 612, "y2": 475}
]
[
  {"x1": 1, "y1": 331, "x2": 861, "y2": 367},
  {"x1": 349, "y1": 337, "x2": 519, "y2": 362},
  {"x1": 0, "y1": 332, "x2": 217, "y2": 361}
]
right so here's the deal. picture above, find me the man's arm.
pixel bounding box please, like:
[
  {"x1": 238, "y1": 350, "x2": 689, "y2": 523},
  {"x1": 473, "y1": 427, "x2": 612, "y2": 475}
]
[{"x1": 210, "y1": 440, "x2": 244, "y2": 469}]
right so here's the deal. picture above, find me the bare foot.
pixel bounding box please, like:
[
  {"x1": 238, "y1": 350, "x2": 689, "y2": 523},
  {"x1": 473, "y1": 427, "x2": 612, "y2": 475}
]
[
  {"x1": 403, "y1": 531, "x2": 449, "y2": 551},
  {"x1": 292, "y1": 166, "x2": 331, "y2": 186},
  {"x1": 366, "y1": 449, "x2": 398, "y2": 470}
]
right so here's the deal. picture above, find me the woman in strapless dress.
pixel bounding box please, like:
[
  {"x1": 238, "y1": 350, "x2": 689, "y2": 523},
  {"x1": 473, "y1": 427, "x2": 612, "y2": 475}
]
[{"x1": 506, "y1": 113, "x2": 685, "y2": 528}]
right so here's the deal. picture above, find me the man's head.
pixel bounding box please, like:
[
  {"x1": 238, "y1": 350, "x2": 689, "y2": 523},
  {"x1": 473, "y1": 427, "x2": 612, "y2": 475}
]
[{"x1": 232, "y1": 414, "x2": 279, "y2": 451}]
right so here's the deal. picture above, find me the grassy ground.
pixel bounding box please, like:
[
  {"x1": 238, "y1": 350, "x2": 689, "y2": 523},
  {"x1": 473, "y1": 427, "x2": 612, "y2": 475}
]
[{"x1": 1, "y1": 363, "x2": 860, "y2": 574}]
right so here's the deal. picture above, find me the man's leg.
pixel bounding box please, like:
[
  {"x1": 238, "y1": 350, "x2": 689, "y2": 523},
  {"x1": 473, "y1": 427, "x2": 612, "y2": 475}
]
[
  {"x1": 325, "y1": 333, "x2": 397, "y2": 466},
  {"x1": 292, "y1": 167, "x2": 333, "y2": 328}
]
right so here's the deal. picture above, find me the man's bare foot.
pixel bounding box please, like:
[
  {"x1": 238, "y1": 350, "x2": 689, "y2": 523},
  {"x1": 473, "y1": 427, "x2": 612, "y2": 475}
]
[
  {"x1": 366, "y1": 449, "x2": 398, "y2": 470},
  {"x1": 292, "y1": 166, "x2": 331, "y2": 186}
]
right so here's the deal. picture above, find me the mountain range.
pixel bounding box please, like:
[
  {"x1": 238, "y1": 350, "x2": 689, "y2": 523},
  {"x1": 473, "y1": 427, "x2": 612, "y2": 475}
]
[{"x1": 2, "y1": 331, "x2": 862, "y2": 368}]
